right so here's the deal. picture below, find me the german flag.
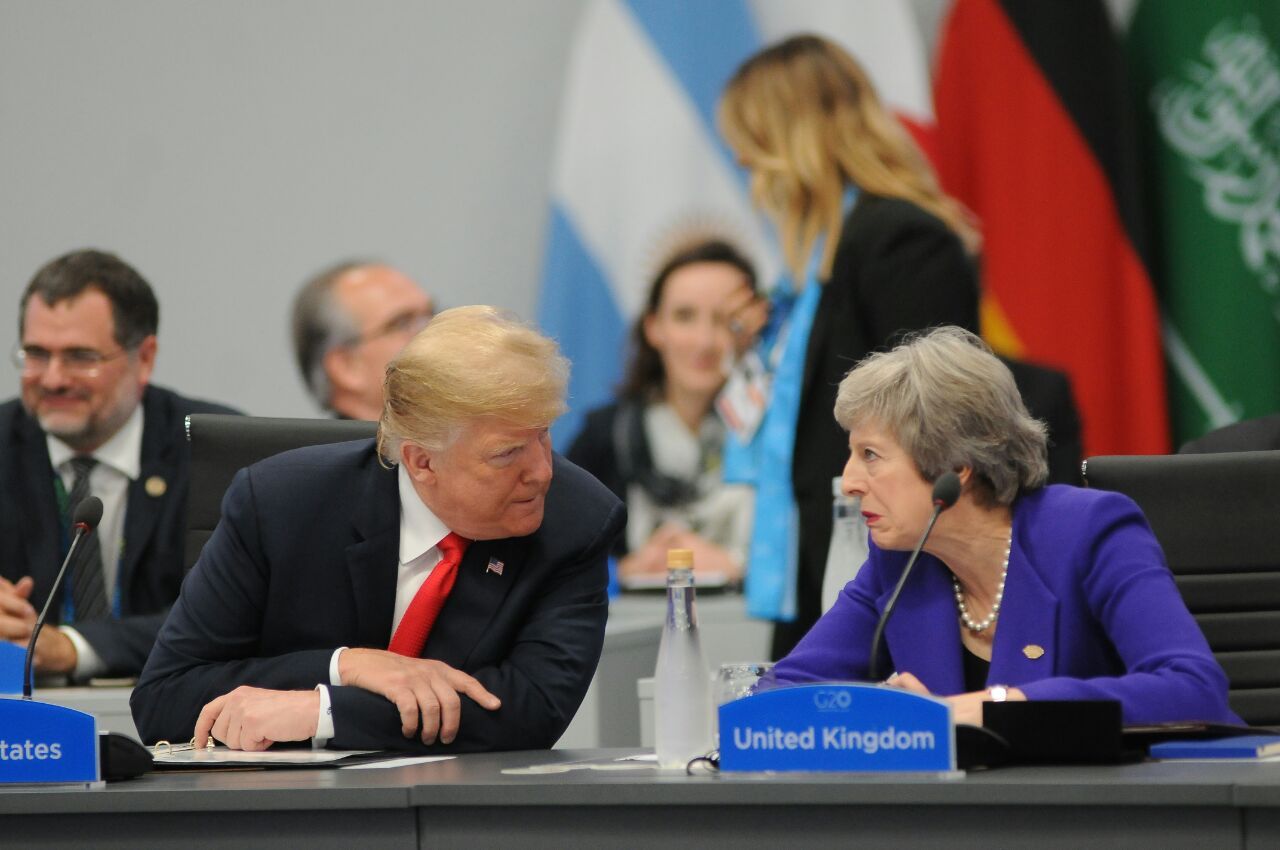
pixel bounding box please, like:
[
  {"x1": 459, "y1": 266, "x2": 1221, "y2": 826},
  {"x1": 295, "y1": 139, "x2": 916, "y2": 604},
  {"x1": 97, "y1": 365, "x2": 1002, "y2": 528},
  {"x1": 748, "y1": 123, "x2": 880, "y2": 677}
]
[{"x1": 935, "y1": 0, "x2": 1169, "y2": 455}]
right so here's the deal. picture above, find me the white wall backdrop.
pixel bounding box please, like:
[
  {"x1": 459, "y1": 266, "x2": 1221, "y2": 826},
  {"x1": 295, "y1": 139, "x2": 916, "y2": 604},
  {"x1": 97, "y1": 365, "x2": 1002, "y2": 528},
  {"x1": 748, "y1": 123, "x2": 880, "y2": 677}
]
[{"x1": 0, "y1": 0, "x2": 585, "y2": 415}]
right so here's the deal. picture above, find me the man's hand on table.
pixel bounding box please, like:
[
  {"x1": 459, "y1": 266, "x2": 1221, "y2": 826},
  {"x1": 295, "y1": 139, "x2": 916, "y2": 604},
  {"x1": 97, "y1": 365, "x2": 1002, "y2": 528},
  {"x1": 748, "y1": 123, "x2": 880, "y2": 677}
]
[{"x1": 194, "y1": 686, "x2": 321, "y2": 750}]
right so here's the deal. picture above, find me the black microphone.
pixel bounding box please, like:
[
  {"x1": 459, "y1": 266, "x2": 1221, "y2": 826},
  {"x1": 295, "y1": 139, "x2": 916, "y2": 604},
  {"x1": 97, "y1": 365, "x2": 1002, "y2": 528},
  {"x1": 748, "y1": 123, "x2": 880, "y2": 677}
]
[
  {"x1": 867, "y1": 472, "x2": 962, "y2": 682},
  {"x1": 22, "y1": 496, "x2": 103, "y2": 700}
]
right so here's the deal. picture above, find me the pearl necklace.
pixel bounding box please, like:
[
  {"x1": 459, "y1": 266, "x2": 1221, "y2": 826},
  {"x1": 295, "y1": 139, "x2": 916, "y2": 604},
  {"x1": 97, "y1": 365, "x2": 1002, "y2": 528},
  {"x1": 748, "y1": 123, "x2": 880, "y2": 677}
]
[{"x1": 952, "y1": 531, "x2": 1012, "y2": 633}]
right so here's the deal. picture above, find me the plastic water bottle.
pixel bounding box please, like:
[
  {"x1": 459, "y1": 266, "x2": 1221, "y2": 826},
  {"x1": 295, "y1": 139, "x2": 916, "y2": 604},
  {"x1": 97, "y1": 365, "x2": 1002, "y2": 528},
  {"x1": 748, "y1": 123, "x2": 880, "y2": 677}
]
[
  {"x1": 820, "y1": 476, "x2": 869, "y2": 612},
  {"x1": 654, "y1": 548, "x2": 713, "y2": 768}
]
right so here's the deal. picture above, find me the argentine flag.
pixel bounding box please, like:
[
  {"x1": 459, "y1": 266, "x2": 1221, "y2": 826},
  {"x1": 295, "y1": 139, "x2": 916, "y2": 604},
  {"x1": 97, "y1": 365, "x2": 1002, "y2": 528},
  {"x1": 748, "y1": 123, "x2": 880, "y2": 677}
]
[{"x1": 538, "y1": 0, "x2": 934, "y2": 447}]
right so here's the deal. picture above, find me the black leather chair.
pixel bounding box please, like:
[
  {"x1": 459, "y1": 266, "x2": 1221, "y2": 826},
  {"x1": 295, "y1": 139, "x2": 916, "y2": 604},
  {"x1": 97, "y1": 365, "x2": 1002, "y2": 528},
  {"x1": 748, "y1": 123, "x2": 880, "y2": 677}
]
[
  {"x1": 1082, "y1": 450, "x2": 1280, "y2": 726},
  {"x1": 184, "y1": 414, "x2": 376, "y2": 569},
  {"x1": 1180, "y1": 413, "x2": 1280, "y2": 454}
]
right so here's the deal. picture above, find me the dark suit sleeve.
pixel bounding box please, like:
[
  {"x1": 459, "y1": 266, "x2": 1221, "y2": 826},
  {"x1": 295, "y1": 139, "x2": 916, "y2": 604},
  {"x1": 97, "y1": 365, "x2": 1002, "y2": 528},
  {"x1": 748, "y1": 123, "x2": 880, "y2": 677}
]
[
  {"x1": 74, "y1": 614, "x2": 168, "y2": 677},
  {"x1": 855, "y1": 211, "x2": 980, "y2": 348},
  {"x1": 73, "y1": 394, "x2": 245, "y2": 677},
  {"x1": 130, "y1": 468, "x2": 335, "y2": 744},
  {"x1": 327, "y1": 499, "x2": 625, "y2": 753}
]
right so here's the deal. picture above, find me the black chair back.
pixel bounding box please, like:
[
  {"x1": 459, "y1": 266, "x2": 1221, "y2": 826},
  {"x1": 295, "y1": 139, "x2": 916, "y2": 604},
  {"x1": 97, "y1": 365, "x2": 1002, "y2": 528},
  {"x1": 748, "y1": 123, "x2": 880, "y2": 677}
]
[
  {"x1": 184, "y1": 414, "x2": 377, "y2": 569},
  {"x1": 1083, "y1": 450, "x2": 1280, "y2": 726}
]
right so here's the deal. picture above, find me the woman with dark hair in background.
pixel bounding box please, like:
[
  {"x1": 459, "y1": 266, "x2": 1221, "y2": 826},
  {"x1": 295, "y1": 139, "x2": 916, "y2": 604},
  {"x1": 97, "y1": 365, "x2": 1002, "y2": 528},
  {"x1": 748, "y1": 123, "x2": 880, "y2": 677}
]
[
  {"x1": 718, "y1": 34, "x2": 981, "y2": 658},
  {"x1": 568, "y1": 239, "x2": 758, "y2": 585}
]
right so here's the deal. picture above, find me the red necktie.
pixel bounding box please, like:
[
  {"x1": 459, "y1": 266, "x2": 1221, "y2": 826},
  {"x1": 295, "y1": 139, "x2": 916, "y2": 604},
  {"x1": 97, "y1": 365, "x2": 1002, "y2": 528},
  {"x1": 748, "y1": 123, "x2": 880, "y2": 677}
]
[{"x1": 387, "y1": 532, "x2": 470, "y2": 657}]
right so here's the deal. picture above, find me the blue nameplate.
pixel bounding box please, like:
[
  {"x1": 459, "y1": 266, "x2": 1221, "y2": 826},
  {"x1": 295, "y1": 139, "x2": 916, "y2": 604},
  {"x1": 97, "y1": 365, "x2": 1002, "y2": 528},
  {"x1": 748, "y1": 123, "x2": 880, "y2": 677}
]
[
  {"x1": 0, "y1": 698, "x2": 99, "y2": 784},
  {"x1": 719, "y1": 683, "x2": 955, "y2": 772},
  {"x1": 0, "y1": 642, "x2": 34, "y2": 695}
]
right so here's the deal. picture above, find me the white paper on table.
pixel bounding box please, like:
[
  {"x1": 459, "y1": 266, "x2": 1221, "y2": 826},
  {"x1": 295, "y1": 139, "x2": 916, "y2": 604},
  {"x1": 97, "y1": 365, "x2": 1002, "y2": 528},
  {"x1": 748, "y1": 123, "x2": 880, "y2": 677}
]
[
  {"x1": 501, "y1": 752, "x2": 659, "y2": 775},
  {"x1": 341, "y1": 756, "x2": 455, "y2": 770},
  {"x1": 152, "y1": 746, "x2": 378, "y2": 766}
]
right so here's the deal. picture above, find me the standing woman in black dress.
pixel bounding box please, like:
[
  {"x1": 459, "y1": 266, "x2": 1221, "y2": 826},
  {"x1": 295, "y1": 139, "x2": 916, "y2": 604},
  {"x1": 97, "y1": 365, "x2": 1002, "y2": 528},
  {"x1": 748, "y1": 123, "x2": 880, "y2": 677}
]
[{"x1": 718, "y1": 34, "x2": 981, "y2": 658}]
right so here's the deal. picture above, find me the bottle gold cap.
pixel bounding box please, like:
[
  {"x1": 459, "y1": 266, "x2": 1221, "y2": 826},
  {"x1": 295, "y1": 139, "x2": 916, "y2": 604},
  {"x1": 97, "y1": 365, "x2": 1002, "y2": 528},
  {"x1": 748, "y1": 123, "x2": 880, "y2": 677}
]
[{"x1": 666, "y1": 548, "x2": 694, "y2": 569}]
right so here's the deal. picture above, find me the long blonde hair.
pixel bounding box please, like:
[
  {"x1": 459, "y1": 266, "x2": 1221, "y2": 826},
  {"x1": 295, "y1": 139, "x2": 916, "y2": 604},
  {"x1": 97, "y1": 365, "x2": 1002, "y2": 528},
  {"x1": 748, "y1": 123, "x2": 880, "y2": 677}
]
[{"x1": 719, "y1": 35, "x2": 979, "y2": 283}]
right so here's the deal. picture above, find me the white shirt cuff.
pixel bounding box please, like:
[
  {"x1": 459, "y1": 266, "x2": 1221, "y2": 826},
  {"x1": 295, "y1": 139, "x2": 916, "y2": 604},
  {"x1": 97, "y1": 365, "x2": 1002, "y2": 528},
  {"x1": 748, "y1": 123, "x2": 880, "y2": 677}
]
[
  {"x1": 313, "y1": 684, "x2": 335, "y2": 748},
  {"x1": 61, "y1": 626, "x2": 107, "y2": 682},
  {"x1": 329, "y1": 647, "x2": 347, "y2": 686}
]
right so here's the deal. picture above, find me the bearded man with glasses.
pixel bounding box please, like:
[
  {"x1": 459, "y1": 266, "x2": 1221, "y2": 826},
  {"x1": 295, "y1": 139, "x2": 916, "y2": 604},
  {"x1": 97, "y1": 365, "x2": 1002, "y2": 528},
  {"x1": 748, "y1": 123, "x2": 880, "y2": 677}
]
[{"x1": 0, "y1": 249, "x2": 238, "y2": 680}]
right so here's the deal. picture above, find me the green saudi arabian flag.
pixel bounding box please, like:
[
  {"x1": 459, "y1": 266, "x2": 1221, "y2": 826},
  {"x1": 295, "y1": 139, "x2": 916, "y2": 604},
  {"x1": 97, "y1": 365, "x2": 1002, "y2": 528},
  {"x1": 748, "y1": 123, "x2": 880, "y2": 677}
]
[{"x1": 1127, "y1": 2, "x2": 1280, "y2": 446}]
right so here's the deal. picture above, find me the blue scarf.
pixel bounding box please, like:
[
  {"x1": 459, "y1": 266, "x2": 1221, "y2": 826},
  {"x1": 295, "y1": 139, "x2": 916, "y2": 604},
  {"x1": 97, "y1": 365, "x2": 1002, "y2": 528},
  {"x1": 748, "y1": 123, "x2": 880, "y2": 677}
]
[{"x1": 725, "y1": 187, "x2": 858, "y2": 621}]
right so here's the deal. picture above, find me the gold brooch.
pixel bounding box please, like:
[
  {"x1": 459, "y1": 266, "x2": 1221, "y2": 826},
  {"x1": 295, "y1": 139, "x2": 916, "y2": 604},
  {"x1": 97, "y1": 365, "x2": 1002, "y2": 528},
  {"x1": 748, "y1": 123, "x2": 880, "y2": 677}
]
[
  {"x1": 145, "y1": 476, "x2": 167, "y2": 498},
  {"x1": 1022, "y1": 644, "x2": 1045, "y2": 660}
]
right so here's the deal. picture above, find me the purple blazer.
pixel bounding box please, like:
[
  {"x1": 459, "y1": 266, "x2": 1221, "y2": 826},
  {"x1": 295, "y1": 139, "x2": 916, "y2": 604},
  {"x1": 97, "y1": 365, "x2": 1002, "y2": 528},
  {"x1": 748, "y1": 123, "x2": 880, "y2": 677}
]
[{"x1": 773, "y1": 485, "x2": 1239, "y2": 725}]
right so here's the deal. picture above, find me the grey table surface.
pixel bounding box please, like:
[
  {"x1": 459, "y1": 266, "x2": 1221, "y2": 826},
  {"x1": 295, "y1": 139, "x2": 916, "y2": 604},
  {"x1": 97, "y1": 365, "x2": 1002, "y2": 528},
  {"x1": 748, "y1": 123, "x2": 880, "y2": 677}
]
[
  {"x1": 6, "y1": 749, "x2": 1280, "y2": 849},
  {"x1": 2, "y1": 748, "x2": 1278, "y2": 811}
]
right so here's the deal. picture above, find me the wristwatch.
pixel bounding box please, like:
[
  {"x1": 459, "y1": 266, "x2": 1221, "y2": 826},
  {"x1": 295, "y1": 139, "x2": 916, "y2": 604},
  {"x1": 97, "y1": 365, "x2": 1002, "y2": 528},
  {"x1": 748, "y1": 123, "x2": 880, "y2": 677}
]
[{"x1": 988, "y1": 684, "x2": 1010, "y2": 702}]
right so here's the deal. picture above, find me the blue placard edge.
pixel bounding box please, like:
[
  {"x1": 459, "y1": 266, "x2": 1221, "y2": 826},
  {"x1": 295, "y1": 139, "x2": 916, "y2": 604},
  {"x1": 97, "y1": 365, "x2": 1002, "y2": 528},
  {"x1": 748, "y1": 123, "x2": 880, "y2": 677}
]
[
  {"x1": 718, "y1": 682, "x2": 957, "y2": 773},
  {"x1": 0, "y1": 642, "x2": 33, "y2": 695},
  {"x1": 0, "y1": 697, "x2": 100, "y2": 785}
]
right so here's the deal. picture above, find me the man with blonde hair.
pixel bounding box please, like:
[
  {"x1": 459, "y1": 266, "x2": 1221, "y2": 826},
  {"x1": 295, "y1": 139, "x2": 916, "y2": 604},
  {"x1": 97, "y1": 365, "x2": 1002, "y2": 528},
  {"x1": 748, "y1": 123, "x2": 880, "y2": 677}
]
[{"x1": 132, "y1": 307, "x2": 625, "y2": 753}]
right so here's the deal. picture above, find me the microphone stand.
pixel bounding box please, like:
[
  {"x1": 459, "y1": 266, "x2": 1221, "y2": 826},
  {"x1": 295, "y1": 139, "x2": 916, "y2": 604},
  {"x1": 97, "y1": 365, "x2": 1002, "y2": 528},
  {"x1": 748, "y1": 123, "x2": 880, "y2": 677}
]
[
  {"x1": 22, "y1": 502, "x2": 100, "y2": 700},
  {"x1": 867, "y1": 473, "x2": 961, "y2": 682}
]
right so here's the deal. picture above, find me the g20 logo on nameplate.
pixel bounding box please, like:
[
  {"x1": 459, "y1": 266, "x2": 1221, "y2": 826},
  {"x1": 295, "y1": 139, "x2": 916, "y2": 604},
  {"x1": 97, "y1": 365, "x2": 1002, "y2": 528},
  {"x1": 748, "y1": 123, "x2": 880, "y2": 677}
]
[
  {"x1": 718, "y1": 682, "x2": 954, "y2": 773},
  {"x1": 812, "y1": 688, "x2": 853, "y2": 711}
]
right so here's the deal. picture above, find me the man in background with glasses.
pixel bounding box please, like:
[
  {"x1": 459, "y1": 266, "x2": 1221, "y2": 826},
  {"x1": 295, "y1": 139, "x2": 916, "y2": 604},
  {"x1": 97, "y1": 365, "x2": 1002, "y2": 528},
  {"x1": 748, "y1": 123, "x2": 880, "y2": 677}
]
[
  {"x1": 0, "y1": 249, "x2": 238, "y2": 680},
  {"x1": 292, "y1": 261, "x2": 435, "y2": 421}
]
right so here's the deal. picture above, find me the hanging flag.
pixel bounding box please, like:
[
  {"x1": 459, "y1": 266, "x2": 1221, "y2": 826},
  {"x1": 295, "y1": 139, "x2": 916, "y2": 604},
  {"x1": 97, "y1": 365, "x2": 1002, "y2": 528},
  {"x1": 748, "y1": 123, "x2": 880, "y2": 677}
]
[
  {"x1": 934, "y1": 0, "x2": 1170, "y2": 456},
  {"x1": 1127, "y1": 2, "x2": 1280, "y2": 446},
  {"x1": 537, "y1": 0, "x2": 932, "y2": 447}
]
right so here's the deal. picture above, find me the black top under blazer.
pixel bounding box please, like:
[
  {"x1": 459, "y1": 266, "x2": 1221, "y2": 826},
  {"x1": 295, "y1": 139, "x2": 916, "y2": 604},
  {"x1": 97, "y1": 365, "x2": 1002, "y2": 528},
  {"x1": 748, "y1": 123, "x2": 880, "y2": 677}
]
[
  {"x1": 780, "y1": 192, "x2": 980, "y2": 657},
  {"x1": 131, "y1": 439, "x2": 625, "y2": 752},
  {"x1": 999, "y1": 356, "x2": 1083, "y2": 487},
  {"x1": 0, "y1": 385, "x2": 239, "y2": 676}
]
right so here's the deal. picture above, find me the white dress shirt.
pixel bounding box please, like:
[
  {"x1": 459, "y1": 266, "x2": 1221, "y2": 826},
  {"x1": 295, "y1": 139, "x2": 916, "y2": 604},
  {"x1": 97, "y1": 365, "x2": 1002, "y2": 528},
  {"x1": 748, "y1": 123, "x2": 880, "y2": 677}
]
[
  {"x1": 46, "y1": 405, "x2": 144, "y2": 680},
  {"x1": 315, "y1": 464, "x2": 453, "y2": 746}
]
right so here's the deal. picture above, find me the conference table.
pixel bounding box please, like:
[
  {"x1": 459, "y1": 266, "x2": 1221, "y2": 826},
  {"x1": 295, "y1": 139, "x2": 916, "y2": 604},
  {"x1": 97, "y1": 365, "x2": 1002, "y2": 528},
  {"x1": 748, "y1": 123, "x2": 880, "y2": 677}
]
[
  {"x1": 5, "y1": 747, "x2": 1280, "y2": 849},
  {"x1": 32, "y1": 591, "x2": 770, "y2": 750}
]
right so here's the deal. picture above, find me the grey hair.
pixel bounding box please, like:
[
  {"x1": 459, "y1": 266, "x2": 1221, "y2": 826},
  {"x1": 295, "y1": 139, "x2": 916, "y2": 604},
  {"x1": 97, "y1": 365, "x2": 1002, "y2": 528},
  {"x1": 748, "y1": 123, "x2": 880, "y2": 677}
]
[
  {"x1": 291, "y1": 260, "x2": 374, "y2": 410},
  {"x1": 834, "y1": 326, "x2": 1048, "y2": 507}
]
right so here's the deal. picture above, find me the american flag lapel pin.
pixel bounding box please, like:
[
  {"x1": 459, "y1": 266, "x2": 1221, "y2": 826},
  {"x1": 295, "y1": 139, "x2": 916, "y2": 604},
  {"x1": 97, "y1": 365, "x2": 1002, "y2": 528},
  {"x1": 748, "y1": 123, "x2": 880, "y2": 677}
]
[{"x1": 486, "y1": 557, "x2": 505, "y2": 576}]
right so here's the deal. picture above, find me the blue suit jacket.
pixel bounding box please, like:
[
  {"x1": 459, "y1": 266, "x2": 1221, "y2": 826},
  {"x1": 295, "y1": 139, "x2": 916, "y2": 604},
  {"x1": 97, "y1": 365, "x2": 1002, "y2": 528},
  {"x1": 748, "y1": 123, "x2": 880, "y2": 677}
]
[
  {"x1": 131, "y1": 439, "x2": 625, "y2": 751},
  {"x1": 0, "y1": 385, "x2": 239, "y2": 675},
  {"x1": 773, "y1": 485, "x2": 1238, "y2": 725}
]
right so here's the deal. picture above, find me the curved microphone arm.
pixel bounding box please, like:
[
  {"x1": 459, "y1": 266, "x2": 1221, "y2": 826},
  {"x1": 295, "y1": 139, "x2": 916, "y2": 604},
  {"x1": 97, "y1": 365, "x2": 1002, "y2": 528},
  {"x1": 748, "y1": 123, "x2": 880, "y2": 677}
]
[
  {"x1": 22, "y1": 496, "x2": 103, "y2": 700},
  {"x1": 866, "y1": 472, "x2": 961, "y2": 683}
]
